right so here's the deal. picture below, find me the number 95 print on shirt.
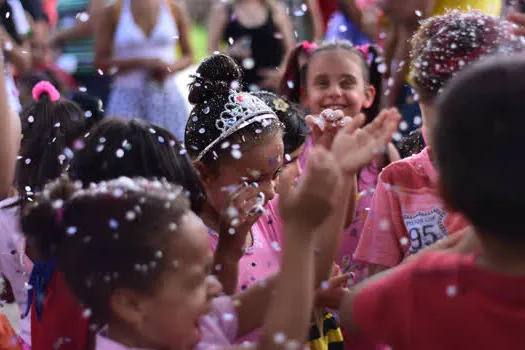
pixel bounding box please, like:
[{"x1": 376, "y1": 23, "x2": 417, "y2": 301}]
[{"x1": 353, "y1": 148, "x2": 470, "y2": 268}]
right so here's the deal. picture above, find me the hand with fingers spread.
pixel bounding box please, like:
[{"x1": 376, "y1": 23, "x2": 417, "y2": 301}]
[
  {"x1": 315, "y1": 273, "x2": 351, "y2": 310},
  {"x1": 214, "y1": 182, "x2": 266, "y2": 294},
  {"x1": 305, "y1": 109, "x2": 352, "y2": 150},
  {"x1": 216, "y1": 182, "x2": 266, "y2": 256},
  {"x1": 331, "y1": 108, "x2": 401, "y2": 175},
  {"x1": 279, "y1": 146, "x2": 342, "y2": 233}
]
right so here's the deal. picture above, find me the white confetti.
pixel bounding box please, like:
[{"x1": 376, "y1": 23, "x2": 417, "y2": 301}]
[
  {"x1": 126, "y1": 211, "x2": 136, "y2": 221},
  {"x1": 231, "y1": 149, "x2": 242, "y2": 159},
  {"x1": 66, "y1": 226, "x2": 78, "y2": 236},
  {"x1": 109, "y1": 218, "x2": 119, "y2": 230},
  {"x1": 273, "y1": 332, "x2": 286, "y2": 344},
  {"x1": 223, "y1": 313, "x2": 234, "y2": 322},
  {"x1": 446, "y1": 285, "x2": 457, "y2": 297},
  {"x1": 82, "y1": 308, "x2": 92, "y2": 318},
  {"x1": 242, "y1": 58, "x2": 255, "y2": 70}
]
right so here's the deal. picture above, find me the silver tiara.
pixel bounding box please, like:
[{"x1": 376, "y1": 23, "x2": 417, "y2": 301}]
[{"x1": 195, "y1": 91, "x2": 278, "y2": 161}]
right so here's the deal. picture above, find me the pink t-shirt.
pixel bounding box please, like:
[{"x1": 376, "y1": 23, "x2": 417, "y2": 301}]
[
  {"x1": 209, "y1": 199, "x2": 283, "y2": 343},
  {"x1": 196, "y1": 296, "x2": 239, "y2": 349},
  {"x1": 338, "y1": 162, "x2": 379, "y2": 279},
  {"x1": 94, "y1": 297, "x2": 238, "y2": 350},
  {"x1": 0, "y1": 197, "x2": 33, "y2": 312},
  {"x1": 95, "y1": 332, "x2": 147, "y2": 350},
  {"x1": 354, "y1": 148, "x2": 470, "y2": 268},
  {"x1": 208, "y1": 201, "x2": 283, "y2": 293}
]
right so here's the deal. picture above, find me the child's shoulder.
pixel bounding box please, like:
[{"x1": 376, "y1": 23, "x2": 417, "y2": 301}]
[
  {"x1": 409, "y1": 251, "x2": 472, "y2": 278},
  {"x1": 379, "y1": 148, "x2": 432, "y2": 188}
]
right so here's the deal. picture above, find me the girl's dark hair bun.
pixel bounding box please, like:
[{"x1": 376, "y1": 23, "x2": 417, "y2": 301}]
[
  {"x1": 21, "y1": 176, "x2": 78, "y2": 261},
  {"x1": 188, "y1": 53, "x2": 243, "y2": 104}
]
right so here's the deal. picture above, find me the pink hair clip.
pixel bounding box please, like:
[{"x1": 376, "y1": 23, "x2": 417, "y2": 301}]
[
  {"x1": 355, "y1": 44, "x2": 371, "y2": 57},
  {"x1": 32, "y1": 81, "x2": 61, "y2": 102},
  {"x1": 301, "y1": 41, "x2": 317, "y2": 55}
]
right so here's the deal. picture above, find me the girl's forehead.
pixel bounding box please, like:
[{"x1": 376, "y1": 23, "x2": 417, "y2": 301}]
[
  {"x1": 309, "y1": 50, "x2": 363, "y2": 74},
  {"x1": 223, "y1": 136, "x2": 284, "y2": 175}
]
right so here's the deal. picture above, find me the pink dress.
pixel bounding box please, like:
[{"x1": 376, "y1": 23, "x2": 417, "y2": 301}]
[
  {"x1": 338, "y1": 162, "x2": 379, "y2": 281},
  {"x1": 0, "y1": 197, "x2": 33, "y2": 312},
  {"x1": 208, "y1": 199, "x2": 284, "y2": 343},
  {"x1": 354, "y1": 147, "x2": 470, "y2": 268},
  {"x1": 196, "y1": 296, "x2": 239, "y2": 349},
  {"x1": 0, "y1": 197, "x2": 33, "y2": 346},
  {"x1": 95, "y1": 297, "x2": 238, "y2": 349}
]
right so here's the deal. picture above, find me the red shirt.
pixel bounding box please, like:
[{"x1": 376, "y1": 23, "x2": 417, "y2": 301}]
[
  {"x1": 31, "y1": 272, "x2": 88, "y2": 350},
  {"x1": 318, "y1": 0, "x2": 338, "y2": 28},
  {"x1": 353, "y1": 251, "x2": 525, "y2": 349}
]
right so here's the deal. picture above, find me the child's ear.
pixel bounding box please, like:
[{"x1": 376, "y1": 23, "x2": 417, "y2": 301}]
[
  {"x1": 110, "y1": 289, "x2": 149, "y2": 327},
  {"x1": 193, "y1": 161, "x2": 217, "y2": 186},
  {"x1": 363, "y1": 85, "x2": 376, "y2": 109}
]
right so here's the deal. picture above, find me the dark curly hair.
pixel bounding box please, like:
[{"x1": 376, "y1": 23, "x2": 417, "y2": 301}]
[
  {"x1": 410, "y1": 10, "x2": 524, "y2": 105},
  {"x1": 252, "y1": 91, "x2": 308, "y2": 155},
  {"x1": 21, "y1": 177, "x2": 191, "y2": 324}
]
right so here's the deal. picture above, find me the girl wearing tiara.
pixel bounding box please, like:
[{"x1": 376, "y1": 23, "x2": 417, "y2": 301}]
[{"x1": 185, "y1": 53, "x2": 401, "y2": 344}]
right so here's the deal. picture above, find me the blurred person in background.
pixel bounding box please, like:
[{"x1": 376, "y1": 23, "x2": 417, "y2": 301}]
[
  {"x1": 208, "y1": 0, "x2": 294, "y2": 91},
  {"x1": 325, "y1": 0, "x2": 380, "y2": 45},
  {"x1": 0, "y1": 0, "x2": 32, "y2": 112},
  {"x1": 50, "y1": 0, "x2": 111, "y2": 105},
  {"x1": 379, "y1": 0, "x2": 501, "y2": 137},
  {"x1": 95, "y1": 0, "x2": 194, "y2": 142},
  {"x1": 282, "y1": 0, "x2": 324, "y2": 42}
]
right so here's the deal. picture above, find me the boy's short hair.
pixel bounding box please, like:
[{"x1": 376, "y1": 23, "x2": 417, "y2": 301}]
[{"x1": 435, "y1": 56, "x2": 525, "y2": 242}]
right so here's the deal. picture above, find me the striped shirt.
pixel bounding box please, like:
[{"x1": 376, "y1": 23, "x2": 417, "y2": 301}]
[
  {"x1": 308, "y1": 312, "x2": 344, "y2": 350},
  {"x1": 56, "y1": 0, "x2": 94, "y2": 75}
]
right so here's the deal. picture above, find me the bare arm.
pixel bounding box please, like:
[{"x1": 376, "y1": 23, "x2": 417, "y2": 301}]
[
  {"x1": 50, "y1": 0, "x2": 106, "y2": 45},
  {"x1": 307, "y1": 0, "x2": 324, "y2": 42},
  {"x1": 382, "y1": 0, "x2": 435, "y2": 107},
  {"x1": 341, "y1": 0, "x2": 364, "y2": 26},
  {"x1": 273, "y1": 2, "x2": 294, "y2": 60},
  {"x1": 207, "y1": 2, "x2": 228, "y2": 54},
  {"x1": 2, "y1": 33, "x2": 31, "y2": 73},
  {"x1": 168, "y1": 1, "x2": 194, "y2": 73},
  {"x1": 0, "y1": 55, "x2": 21, "y2": 200},
  {"x1": 257, "y1": 227, "x2": 315, "y2": 348}
]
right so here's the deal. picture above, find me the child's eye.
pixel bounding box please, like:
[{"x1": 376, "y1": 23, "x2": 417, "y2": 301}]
[
  {"x1": 272, "y1": 168, "x2": 283, "y2": 180},
  {"x1": 340, "y1": 80, "x2": 356, "y2": 88}
]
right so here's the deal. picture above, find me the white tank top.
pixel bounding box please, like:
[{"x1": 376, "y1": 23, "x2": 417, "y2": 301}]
[{"x1": 112, "y1": 0, "x2": 179, "y2": 88}]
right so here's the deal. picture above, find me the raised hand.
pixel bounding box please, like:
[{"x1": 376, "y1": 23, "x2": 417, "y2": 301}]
[
  {"x1": 315, "y1": 273, "x2": 351, "y2": 310},
  {"x1": 279, "y1": 146, "x2": 342, "y2": 234},
  {"x1": 217, "y1": 182, "x2": 265, "y2": 255},
  {"x1": 305, "y1": 109, "x2": 352, "y2": 150},
  {"x1": 331, "y1": 108, "x2": 401, "y2": 175}
]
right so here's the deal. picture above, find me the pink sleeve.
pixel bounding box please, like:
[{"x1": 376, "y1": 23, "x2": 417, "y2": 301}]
[
  {"x1": 353, "y1": 174, "x2": 404, "y2": 268},
  {"x1": 209, "y1": 231, "x2": 218, "y2": 253},
  {"x1": 264, "y1": 197, "x2": 285, "y2": 250},
  {"x1": 196, "y1": 296, "x2": 239, "y2": 349},
  {"x1": 299, "y1": 137, "x2": 312, "y2": 171},
  {"x1": 352, "y1": 257, "x2": 417, "y2": 347}
]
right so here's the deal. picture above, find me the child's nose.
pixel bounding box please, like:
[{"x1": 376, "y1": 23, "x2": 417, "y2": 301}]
[
  {"x1": 259, "y1": 180, "x2": 276, "y2": 202},
  {"x1": 328, "y1": 84, "x2": 343, "y2": 97}
]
